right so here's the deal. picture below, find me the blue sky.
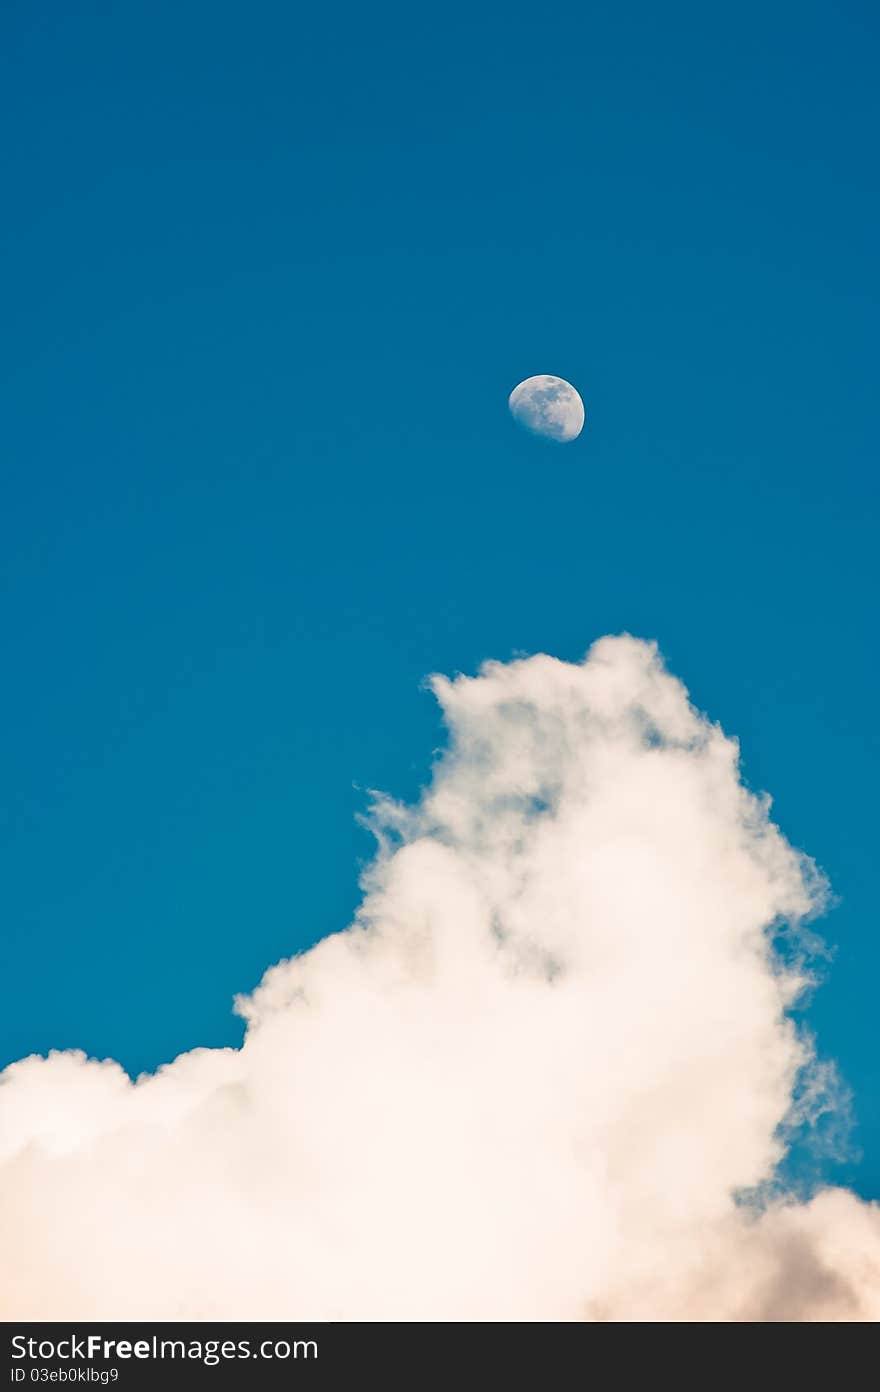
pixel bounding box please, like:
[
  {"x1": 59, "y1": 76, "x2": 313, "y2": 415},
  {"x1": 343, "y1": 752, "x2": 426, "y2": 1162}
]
[{"x1": 2, "y1": 1, "x2": 878, "y2": 1196}]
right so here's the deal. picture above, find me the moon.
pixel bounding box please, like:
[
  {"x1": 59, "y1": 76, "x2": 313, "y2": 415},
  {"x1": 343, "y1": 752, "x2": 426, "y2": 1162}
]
[{"x1": 508, "y1": 375, "x2": 585, "y2": 442}]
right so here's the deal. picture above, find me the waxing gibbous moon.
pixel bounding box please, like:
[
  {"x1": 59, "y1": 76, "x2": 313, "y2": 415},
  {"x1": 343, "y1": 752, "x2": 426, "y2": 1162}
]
[{"x1": 508, "y1": 375, "x2": 585, "y2": 442}]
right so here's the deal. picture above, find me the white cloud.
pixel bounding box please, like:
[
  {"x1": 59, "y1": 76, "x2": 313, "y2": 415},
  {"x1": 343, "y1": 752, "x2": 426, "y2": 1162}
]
[{"x1": 2, "y1": 635, "x2": 879, "y2": 1319}]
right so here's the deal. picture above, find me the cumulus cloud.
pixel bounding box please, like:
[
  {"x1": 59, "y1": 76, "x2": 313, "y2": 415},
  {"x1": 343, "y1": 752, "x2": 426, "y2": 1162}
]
[{"x1": 2, "y1": 635, "x2": 879, "y2": 1320}]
